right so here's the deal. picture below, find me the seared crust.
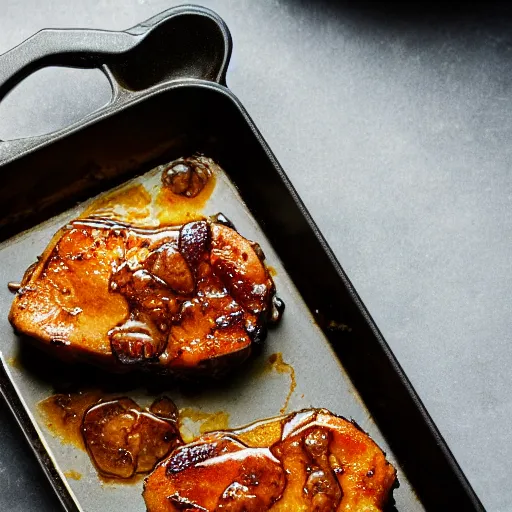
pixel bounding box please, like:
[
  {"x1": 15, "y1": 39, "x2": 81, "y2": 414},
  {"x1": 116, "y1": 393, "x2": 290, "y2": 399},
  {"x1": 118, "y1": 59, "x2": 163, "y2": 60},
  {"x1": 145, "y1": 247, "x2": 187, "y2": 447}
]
[
  {"x1": 9, "y1": 217, "x2": 281, "y2": 375},
  {"x1": 143, "y1": 409, "x2": 397, "y2": 512}
]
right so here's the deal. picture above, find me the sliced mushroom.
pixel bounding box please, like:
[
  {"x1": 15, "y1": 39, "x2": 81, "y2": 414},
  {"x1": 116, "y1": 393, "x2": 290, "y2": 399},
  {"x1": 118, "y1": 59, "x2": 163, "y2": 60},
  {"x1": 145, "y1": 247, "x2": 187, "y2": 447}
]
[{"x1": 82, "y1": 397, "x2": 182, "y2": 478}]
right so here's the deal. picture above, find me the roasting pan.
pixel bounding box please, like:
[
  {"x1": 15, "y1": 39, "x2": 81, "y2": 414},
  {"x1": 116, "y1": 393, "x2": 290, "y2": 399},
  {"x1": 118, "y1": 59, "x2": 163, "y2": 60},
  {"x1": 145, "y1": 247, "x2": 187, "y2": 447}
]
[{"x1": 0, "y1": 5, "x2": 485, "y2": 512}]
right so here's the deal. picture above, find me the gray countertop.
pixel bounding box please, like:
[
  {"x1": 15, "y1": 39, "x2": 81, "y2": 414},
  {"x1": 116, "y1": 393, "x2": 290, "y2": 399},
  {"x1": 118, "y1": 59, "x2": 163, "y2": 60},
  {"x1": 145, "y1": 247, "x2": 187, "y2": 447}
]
[{"x1": 1, "y1": 1, "x2": 511, "y2": 510}]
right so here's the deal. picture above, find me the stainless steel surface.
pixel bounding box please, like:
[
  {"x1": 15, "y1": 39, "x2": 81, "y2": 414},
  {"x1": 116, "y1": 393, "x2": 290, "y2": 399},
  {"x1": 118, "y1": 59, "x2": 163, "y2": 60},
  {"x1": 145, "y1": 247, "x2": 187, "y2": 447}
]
[{"x1": 0, "y1": 1, "x2": 511, "y2": 511}]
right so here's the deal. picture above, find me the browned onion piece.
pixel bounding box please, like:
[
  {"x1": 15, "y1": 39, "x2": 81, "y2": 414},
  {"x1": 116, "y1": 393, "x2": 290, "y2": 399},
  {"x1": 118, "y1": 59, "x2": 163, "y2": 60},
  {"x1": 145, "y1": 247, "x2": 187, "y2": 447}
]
[
  {"x1": 162, "y1": 157, "x2": 212, "y2": 198},
  {"x1": 149, "y1": 396, "x2": 179, "y2": 424},
  {"x1": 82, "y1": 397, "x2": 182, "y2": 478},
  {"x1": 136, "y1": 412, "x2": 182, "y2": 473},
  {"x1": 145, "y1": 244, "x2": 195, "y2": 295}
]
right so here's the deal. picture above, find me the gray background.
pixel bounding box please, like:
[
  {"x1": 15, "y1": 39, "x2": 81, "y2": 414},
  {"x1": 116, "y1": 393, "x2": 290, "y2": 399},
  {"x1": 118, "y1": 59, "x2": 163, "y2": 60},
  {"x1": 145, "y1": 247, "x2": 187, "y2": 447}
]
[{"x1": 0, "y1": 1, "x2": 511, "y2": 510}]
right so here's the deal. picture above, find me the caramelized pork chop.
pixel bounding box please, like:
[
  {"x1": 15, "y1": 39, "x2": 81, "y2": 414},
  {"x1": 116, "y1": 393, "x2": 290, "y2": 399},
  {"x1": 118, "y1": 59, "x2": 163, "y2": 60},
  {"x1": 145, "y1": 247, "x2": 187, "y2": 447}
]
[
  {"x1": 144, "y1": 409, "x2": 397, "y2": 512},
  {"x1": 9, "y1": 217, "x2": 282, "y2": 375}
]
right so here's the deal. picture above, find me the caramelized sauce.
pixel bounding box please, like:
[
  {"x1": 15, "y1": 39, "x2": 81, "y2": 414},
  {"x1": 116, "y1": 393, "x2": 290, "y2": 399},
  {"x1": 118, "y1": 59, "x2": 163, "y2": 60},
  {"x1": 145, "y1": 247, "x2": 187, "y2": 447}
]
[
  {"x1": 267, "y1": 353, "x2": 297, "y2": 415},
  {"x1": 235, "y1": 416, "x2": 284, "y2": 448},
  {"x1": 267, "y1": 266, "x2": 277, "y2": 277},
  {"x1": 38, "y1": 390, "x2": 104, "y2": 449},
  {"x1": 82, "y1": 397, "x2": 181, "y2": 480},
  {"x1": 80, "y1": 155, "x2": 217, "y2": 228},
  {"x1": 82, "y1": 184, "x2": 153, "y2": 224},
  {"x1": 64, "y1": 470, "x2": 82, "y2": 481},
  {"x1": 155, "y1": 172, "x2": 216, "y2": 225},
  {"x1": 178, "y1": 408, "x2": 230, "y2": 443}
]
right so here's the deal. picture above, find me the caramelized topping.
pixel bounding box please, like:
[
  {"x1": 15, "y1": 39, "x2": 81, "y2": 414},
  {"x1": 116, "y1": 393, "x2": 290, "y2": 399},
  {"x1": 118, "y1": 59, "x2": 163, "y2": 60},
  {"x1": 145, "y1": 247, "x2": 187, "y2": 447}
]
[
  {"x1": 109, "y1": 314, "x2": 166, "y2": 364},
  {"x1": 38, "y1": 390, "x2": 104, "y2": 449},
  {"x1": 82, "y1": 397, "x2": 182, "y2": 479},
  {"x1": 83, "y1": 398, "x2": 140, "y2": 478},
  {"x1": 146, "y1": 244, "x2": 195, "y2": 294},
  {"x1": 102, "y1": 219, "x2": 270, "y2": 370},
  {"x1": 303, "y1": 429, "x2": 343, "y2": 510},
  {"x1": 143, "y1": 409, "x2": 397, "y2": 512},
  {"x1": 162, "y1": 157, "x2": 213, "y2": 198},
  {"x1": 150, "y1": 396, "x2": 180, "y2": 424},
  {"x1": 161, "y1": 437, "x2": 285, "y2": 511},
  {"x1": 179, "y1": 221, "x2": 210, "y2": 270}
]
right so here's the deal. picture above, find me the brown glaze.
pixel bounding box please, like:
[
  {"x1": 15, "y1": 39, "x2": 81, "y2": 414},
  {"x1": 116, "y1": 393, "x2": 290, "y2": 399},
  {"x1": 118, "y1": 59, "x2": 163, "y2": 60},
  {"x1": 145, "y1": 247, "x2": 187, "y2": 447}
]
[
  {"x1": 82, "y1": 184, "x2": 153, "y2": 223},
  {"x1": 143, "y1": 409, "x2": 397, "y2": 512},
  {"x1": 82, "y1": 397, "x2": 182, "y2": 479},
  {"x1": 10, "y1": 216, "x2": 283, "y2": 376},
  {"x1": 267, "y1": 353, "x2": 297, "y2": 415},
  {"x1": 38, "y1": 390, "x2": 105, "y2": 449},
  {"x1": 156, "y1": 158, "x2": 217, "y2": 226}
]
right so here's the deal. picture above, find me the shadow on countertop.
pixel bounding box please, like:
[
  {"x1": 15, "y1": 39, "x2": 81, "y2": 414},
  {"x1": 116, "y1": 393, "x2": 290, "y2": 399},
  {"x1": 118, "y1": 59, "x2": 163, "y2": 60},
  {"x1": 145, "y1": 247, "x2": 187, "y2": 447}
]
[
  {"x1": 283, "y1": 0, "x2": 512, "y2": 27},
  {"x1": 278, "y1": 0, "x2": 512, "y2": 69}
]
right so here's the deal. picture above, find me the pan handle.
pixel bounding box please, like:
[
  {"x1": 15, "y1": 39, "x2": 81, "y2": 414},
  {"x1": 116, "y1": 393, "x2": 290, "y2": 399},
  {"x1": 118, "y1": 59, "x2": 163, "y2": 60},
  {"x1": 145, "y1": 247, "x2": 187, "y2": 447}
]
[
  {"x1": 0, "y1": 5, "x2": 231, "y2": 149},
  {"x1": 0, "y1": 29, "x2": 135, "y2": 103}
]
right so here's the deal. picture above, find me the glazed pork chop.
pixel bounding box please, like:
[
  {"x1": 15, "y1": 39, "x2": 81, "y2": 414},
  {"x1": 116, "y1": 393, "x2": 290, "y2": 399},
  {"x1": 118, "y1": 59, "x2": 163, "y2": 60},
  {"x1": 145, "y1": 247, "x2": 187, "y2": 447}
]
[
  {"x1": 9, "y1": 216, "x2": 282, "y2": 375},
  {"x1": 144, "y1": 408, "x2": 397, "y2": 512}
]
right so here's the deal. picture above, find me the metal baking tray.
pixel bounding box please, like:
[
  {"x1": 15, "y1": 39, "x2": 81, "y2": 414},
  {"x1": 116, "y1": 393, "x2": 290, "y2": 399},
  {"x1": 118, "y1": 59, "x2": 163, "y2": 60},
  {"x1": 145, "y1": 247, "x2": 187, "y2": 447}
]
[{"x1": 0, "y1": 5, "x2": 484, "y2": 512}]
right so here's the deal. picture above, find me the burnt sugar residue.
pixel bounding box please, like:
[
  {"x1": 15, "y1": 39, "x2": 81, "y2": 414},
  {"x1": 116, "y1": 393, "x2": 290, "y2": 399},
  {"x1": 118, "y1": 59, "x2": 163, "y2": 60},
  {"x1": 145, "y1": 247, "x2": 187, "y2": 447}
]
[
  {"x1": 156, "y1": 156, "x2": 217, "y2": 225},
  {"x1": 267, "y1": 352, "x2": 297, "y2": 415},
  {"x1": 64, "y1": 470, "x2": 82, "y2": 481},
  {"x1": 38, "y1": 390, "x2": 105, "y2": 449},
  {"x1": 178, "y1": 407, "x2": 230, "y2": 443}
]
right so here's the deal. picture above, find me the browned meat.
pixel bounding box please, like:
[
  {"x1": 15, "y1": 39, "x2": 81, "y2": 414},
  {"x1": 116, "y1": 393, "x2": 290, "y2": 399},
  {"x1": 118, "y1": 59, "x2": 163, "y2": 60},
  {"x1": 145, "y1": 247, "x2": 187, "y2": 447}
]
[
  {"x1": 9, "y1": 217, "x2": 283, "y2": 375},
  {"x1": 143, "y1": 409, "x2": 397, "y2": 512}
]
